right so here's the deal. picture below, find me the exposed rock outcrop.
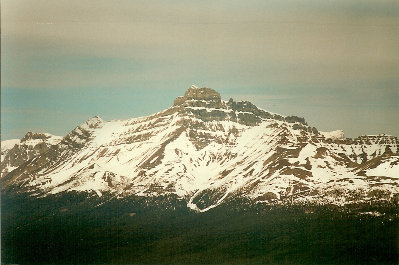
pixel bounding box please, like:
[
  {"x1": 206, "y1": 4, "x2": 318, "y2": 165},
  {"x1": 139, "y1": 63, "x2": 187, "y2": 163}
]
[
  {"x1": 21, "y1": 132, "x2": 55, "y2": 141},
  {"x1": 174, "y1": 85, "x2": 222, "y2": 108},
  {"x1": 1, "y1": 132, "x2": 62, "y2": 177}
]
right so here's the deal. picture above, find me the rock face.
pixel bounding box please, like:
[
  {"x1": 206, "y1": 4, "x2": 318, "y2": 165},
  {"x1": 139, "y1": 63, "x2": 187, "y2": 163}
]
[
  {"x1": 174, "y1": 86, "x2": 313, "y2": 128},
  {"x1": 174, "y1": 85, "x2": 223, "y2": 108},
  {"x1": 1, "y1": 132, "x2": 62, "y2": 178},
  {"x1": 21, "y1": 132, "x2": 53, "y2": 141},
  {"x1": 1, "y1": 85, "x2": 399, "y2": 211},
  {"x1": 61, "y1": 116, "x2": 104, "y2": 149}
]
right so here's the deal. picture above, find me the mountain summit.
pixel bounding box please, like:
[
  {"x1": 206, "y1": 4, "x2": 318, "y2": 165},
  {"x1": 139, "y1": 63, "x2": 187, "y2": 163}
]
[
  {"x1": 1, "y1": 86, "x2": 398, "y2": 211},
  {"x1": 174, "y1": 86, "x2": 222, "y2": 108}
]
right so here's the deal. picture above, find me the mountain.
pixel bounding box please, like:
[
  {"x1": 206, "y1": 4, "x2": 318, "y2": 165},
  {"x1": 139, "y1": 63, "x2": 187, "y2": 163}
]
[
  {"x1": 1, "y1": 132, "x2": 62, "y2": 178},
  {"x1": 2, "y1": 86, "x2": 398, "y2": 265},
  {"x1": 2, "y1": 86, "x2": 398, "y2": 211}
]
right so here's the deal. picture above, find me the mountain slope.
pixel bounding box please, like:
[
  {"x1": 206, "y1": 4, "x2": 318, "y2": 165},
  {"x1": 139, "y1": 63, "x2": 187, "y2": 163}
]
[
  {"x1": 2, "y1": 86, "x2": 398, "y2": 211},
  {"x1": 1, "y1": 132, "x2": 62, "y2": 178}
]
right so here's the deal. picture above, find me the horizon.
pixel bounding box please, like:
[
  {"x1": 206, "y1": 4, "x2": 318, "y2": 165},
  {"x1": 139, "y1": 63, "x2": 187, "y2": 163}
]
[
  {"x1": 2, "y1": 0, "x2": 398, "y2": 140},
  {"x1": 1, "y1": 84, "x2": 398, "y2": 140}
]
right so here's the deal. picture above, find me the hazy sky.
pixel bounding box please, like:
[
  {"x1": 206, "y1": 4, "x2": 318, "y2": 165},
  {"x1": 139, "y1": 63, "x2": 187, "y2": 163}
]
[{"x1": 1, "y1": 0, "x2": 398, "y2": 140}]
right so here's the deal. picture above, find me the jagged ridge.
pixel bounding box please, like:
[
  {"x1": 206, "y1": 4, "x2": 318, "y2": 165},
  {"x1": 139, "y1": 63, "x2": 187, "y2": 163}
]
[{"x1": 1, "y1": 86, "x2": 398, "y2": 211}]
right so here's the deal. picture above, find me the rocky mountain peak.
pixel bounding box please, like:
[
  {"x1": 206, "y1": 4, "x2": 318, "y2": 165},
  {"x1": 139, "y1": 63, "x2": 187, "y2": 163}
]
[
  {"x1": 60, "y1": 116, "x2": 104, "y2": 149},
  {"x1": 1, "y1": 132, "x2": 62, "y2": 178},
  {"x1": 183, "y1": 86, "x2": 221, "y2": 101},
  {"x1": 171, "y1": 85, "x2": 317, "y2": 130},
  {"x1": 83, "y1": 116, "x2": 103, "y2": 129},
  {"x1": 173, "y1": 86, "x2": 222, "y2": 108},
  {"x1": 21, "y1": 132, "x2": 52, "y2": 142}
]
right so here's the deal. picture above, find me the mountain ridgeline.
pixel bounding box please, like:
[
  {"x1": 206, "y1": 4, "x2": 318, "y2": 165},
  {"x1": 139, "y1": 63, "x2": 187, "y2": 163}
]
[
  {"x1": 1, "y1": 85, "x2": 398, "y2": 211},
  {"x1": 1, "y1": 85, "x2": 398, "y2": 265}
]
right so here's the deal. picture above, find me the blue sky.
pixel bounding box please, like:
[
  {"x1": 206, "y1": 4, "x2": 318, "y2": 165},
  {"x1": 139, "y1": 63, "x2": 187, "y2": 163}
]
[{"x1": 1, "y1": 0, "x2": 398, "y2": 139}]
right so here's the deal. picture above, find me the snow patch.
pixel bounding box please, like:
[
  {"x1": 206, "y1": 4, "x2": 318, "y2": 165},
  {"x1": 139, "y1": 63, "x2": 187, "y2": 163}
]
[
  {"x1": 1, "y1": 139, "x2": 21, "y2": 151},
  {"x1": 320, "y1": 130, "x2": 345, "y2": 140}
]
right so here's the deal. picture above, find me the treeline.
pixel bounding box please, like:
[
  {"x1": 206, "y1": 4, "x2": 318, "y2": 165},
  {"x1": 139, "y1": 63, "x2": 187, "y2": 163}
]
[{"x1": 2, "y1": 192, "x2": 398, "y2": 264}]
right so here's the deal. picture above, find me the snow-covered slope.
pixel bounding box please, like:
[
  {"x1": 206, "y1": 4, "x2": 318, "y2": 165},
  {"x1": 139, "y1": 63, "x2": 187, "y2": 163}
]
[
  {"x1": 1, "y1": 139, "x2": 21, "y2": 151},
  {"x1": 2, "y1": 86, "x2": 399, "y2": 211}
]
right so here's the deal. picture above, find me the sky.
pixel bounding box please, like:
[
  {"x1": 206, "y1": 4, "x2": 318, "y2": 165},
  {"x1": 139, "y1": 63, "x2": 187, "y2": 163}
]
[{"x1": 1, "y1": 0, "x2": 398, "y2": 140}]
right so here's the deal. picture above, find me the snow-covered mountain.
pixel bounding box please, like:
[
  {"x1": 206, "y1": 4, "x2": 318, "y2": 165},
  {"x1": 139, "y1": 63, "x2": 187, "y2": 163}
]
[
  {"x1": 1, "y1": 132, "x2": 62, "y2": 178},
  {"x1": 2, "y1": 86, "x2": 398, "y2": 211}
]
